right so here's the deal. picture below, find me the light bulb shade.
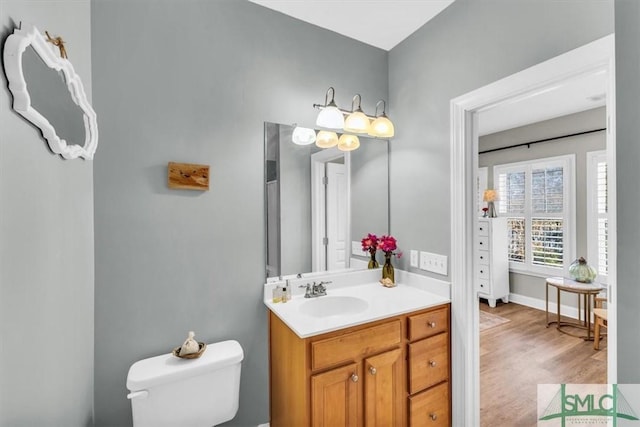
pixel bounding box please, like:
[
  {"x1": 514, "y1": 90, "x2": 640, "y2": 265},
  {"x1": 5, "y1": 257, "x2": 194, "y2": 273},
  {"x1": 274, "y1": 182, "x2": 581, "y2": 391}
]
[
  {"x1": 292, "y1": 127, "x2": 316, "y2": 145},
  {"x1": 483, "y1": 189, "x2": 498, "y2": 202},
  {"x1": 344, "y1": 111, "x2": 371, "y2": 134},
  {"x1": 337, "y1": 134, "x2": 360, "y2": 151},
  {"x1": 369, "y1": 116, "x2": 395, "y2": 138},
  {"x1": 316, "y1": 106, "x2": 345, "y2": 129},
  {"x1": 316, "y1": 130, "x2": 339, "y2": 148}
]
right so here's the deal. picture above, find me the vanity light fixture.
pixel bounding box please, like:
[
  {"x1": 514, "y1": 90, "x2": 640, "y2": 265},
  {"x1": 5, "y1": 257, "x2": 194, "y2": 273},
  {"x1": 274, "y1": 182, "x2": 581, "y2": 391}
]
[
  {"x1": 343, "y1": 94, "x2": 371, "y2": 134},
  {"x1": 313, "y1": 88, "x2": 394, "y2": 139},
  {"x1": 315, "y1": 87, "x2": 345, "y2": 130},
  {"x1": 369, "y1": 100, "x2": 395, "y2": 138},
  {"x1": 337, "y1": 134, "x2": 360, "y2": 152},
  {"x1": 291, "y1": 126, "x2": 316, "y2": 145},
  {"x1": 316, "y1": 130, "x2": 339, "y2": 148}
]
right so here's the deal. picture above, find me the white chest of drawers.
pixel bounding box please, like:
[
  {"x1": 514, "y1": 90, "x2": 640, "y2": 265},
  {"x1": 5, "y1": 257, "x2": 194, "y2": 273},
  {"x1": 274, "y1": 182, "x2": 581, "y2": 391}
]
[{"x1": 476, "y1": 217, "x2": 509, "y2": 308}]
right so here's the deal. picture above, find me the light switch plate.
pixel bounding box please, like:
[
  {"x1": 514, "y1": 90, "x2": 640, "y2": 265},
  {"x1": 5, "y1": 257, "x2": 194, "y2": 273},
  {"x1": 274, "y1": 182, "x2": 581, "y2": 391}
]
[
  {"x1": 352, "y1": 241, "x2": 362, "y2": 256},
  {"x1": 419, "y1": 251, "x2": 430, "y2": 270},
  {"x1": 419, "y1": 251, "x2": 448, "y2": 275},
  {"x1": 410, "y1": 250, "x2": 419, "y2": 268}
]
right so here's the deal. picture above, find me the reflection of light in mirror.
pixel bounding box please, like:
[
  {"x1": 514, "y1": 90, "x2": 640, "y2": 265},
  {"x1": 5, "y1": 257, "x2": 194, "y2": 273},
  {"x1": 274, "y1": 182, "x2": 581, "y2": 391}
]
[
  {"x1": 291, "y1": 126, "x2": 316, "y2": 145},
  {"x1": 316, "y1": 130, "x2": 338, "y2": 148},
  {"x1": 338, "y1": 134, "x2": 360, "y2": 151}
]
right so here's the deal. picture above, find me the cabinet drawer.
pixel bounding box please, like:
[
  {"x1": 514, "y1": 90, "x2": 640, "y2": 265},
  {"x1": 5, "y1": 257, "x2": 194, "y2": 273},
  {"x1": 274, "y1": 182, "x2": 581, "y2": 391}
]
[
  {"x1": 408, "y1": 333, "x2": 449, "y2": 394},
  {"x1": 477, "y1": 221, "x2": 489, "y2": 237},
  {"x1": 409, "y1": 381, "x2": 449, "y2": 427},
  {"x1": 476, "y1": 263, "x2": 490, "y2": 280},
  {"x1": 311, "y1": 320, "x2": 402, "y2": 371},
  {"x1": 477, "y1": 236, "x2": 490, "y2": 250},
  {"x1": 477, "y1": 249, "x2": 489, "y2": 265},
  {"x1": 477, "y1": 279, "x2": 491, "y2": 294},
  {"x1": 408, "y1": 306, "x2": 449, "y2": 341}
]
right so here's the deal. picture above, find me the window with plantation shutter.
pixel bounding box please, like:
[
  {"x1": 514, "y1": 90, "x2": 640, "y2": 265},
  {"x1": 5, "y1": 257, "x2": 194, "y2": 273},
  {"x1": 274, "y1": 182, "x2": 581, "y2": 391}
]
[
  {"x1": 587, "y1": 151, "x2": 608, "y2": 283},
  {"x1": 495, "y1": 155, "x2": 575, "y2": 275}
]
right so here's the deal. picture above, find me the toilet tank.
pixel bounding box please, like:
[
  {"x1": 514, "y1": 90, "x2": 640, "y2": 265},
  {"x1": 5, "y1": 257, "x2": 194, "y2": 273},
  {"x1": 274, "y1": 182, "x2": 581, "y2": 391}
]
[{"x1": 127, "y1": 340, "x2": 243, "y2": 427}]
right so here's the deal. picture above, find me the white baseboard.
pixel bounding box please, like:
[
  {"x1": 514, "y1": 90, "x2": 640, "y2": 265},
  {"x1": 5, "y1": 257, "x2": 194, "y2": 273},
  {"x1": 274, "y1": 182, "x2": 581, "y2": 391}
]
[
  {"x1": 257, "y1": 424, "x2": 270, "y2": 427},
  {"x1": 507, "y1": 292, "x2": 581, "y2": 320}
]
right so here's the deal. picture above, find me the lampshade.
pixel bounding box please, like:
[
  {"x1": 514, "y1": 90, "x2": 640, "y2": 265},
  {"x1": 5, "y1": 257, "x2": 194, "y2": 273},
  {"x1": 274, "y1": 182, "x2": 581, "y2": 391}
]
[
  {"x1": 291, "y1": 126, "x2": 316, "y2": 145},
  {"x1": 368, "y1": 100, "x2": 395, "y2": 138},
  {"x1": 316, "y1": 130, "x2": 338, "y2": 148},
  {"x1": 337, "y1": 134, "x2": 360, "y2": 151},
  {"x1": 343, "y1": 94, "x2": 371, "y2": 134},
  {"x1": 369, "y1": 116, "x2": 395, "y2": 138},
  {"x1": 483, "y1": 189, "x2": 498, "y2": 202},
  {"x1": 315, "y1": 87, "x2": 345, "y2": 129}
]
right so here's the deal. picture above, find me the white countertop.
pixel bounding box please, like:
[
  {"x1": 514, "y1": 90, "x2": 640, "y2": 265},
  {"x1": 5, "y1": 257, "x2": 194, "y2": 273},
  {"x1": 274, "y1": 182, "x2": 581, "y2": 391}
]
[{"x1": 264, "y1": 269, "x2": 450, "y2": 338}]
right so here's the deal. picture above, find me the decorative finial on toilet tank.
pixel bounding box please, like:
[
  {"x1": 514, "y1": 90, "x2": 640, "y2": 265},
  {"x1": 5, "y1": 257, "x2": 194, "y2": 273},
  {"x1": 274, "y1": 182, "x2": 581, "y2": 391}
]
[{"x1": 180, "y1": 331, "x2": 200, "y2": 356}]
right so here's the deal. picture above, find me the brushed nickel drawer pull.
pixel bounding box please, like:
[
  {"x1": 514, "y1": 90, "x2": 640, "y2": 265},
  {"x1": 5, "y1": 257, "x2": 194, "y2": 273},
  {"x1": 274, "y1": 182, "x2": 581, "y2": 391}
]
[
  {"x1": 430, "y1": 413, "x2": 438, "y2": 421},
  {"x1": 429, "y1": 360, "x2": 437, "y2": 367},
  {"x1": 427, "y1": 321, "x2": 436, "y2": 328},
  {"x1": 350, "y1": 373, "x2": 359, "y2": 383},
  {"x1": 369, "y1": 366, "x2": 377, "y2": 375}
]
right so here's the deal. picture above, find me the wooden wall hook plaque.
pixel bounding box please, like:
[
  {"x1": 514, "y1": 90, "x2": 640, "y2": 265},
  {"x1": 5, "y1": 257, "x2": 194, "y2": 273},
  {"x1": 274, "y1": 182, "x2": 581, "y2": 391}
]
[{"x1": 168, "y1": 162, "x2": 209, "y2": 191}]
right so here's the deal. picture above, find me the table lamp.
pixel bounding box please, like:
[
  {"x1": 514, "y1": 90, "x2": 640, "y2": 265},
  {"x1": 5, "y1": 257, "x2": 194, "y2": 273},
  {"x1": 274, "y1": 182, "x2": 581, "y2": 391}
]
[{"x1": 483, "y1": 189, "x2": 498, "y2": 218}]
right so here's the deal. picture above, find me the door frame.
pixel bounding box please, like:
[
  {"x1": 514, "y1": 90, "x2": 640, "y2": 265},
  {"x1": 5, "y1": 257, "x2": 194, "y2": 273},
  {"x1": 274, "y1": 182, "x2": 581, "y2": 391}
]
[
  {"x1": 311, "y1": 148, "x2": 351, "y2": 272},
  {"x1": 449, "y1": 34, "x2": 616, "y2": 425}
]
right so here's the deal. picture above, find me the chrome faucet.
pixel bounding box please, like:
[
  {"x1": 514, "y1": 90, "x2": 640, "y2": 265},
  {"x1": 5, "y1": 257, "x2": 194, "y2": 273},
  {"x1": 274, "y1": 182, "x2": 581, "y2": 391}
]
[{"x1": 299, "y1": 281, "x2": 332, "y2": 298}]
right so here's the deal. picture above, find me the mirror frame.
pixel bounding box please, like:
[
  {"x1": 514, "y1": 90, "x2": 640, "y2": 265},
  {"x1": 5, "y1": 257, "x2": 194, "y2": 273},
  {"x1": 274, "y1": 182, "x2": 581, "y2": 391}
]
[{"x1": 3, "y1": 23, "x2": 98, "y2": 160}]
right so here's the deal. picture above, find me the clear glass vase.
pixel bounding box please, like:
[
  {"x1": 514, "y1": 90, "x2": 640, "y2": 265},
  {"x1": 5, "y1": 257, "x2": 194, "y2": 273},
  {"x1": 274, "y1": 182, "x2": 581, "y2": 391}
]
[
  {"x1": 382, "y1": 252, "x2": 394, "y2": 283},
  {"x1": 368, "y1": 249, "x2": 379, "y2": 269}
]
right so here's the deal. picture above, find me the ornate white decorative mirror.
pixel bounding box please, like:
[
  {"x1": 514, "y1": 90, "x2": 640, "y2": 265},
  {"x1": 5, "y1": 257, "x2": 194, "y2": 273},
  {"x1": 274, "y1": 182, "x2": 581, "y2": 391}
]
[{"x1": 3, "y1": 23, "x2": 98, "y2": 160}]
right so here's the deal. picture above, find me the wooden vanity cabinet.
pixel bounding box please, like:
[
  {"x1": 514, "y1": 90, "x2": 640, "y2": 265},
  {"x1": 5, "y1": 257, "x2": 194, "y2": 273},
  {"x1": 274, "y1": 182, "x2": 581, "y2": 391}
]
[
  {"x1": 407, "y1": 306, "x2": 451, "y2": 427},
  {"x1": 269, "y1": 303, "x2": 451, "y2": 427}
]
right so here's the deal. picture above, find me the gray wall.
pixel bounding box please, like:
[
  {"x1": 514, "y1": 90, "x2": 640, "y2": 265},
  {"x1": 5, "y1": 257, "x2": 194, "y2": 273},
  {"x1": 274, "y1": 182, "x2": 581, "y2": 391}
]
[
  {"x1": 388, "y1": 2, "x2": 613, "y2": 419},
  {"x1": 479, "y1": 107, "x2": 606, "y2": 305},
  {"x1": 615, "y1": 0, "x2": 640, "y2": 383},
  {"x1": 0, "y1": 1, "x2": 94, "y2": 426},
  {"x1": 91, "y1": 1, "x2": 387, "y2": 425},
  {"x1": 388, "y1": 0, "x2": 613, "y2": 278}
]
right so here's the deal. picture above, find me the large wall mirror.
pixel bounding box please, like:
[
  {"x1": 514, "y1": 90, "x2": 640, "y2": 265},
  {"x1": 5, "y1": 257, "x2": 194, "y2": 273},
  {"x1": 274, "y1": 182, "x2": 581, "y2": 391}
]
[{"x1": 265, "y1": 122, "x2": 389, "y2": 279}]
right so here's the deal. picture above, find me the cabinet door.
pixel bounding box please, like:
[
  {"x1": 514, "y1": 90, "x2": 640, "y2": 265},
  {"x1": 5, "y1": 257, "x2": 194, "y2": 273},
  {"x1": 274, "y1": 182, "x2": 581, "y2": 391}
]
[
  {"x1": 364, "y1": 347, "x2": 404, "y2": 427},
  {"x1": 311, "y1": 362, "x2": 361, "y2": 427}
]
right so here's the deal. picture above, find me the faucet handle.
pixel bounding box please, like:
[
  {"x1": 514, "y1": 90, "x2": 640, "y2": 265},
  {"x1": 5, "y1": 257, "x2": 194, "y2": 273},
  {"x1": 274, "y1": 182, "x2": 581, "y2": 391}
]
[{"x1": 299, "y1": 283, "x2": 313, "y2": 297}]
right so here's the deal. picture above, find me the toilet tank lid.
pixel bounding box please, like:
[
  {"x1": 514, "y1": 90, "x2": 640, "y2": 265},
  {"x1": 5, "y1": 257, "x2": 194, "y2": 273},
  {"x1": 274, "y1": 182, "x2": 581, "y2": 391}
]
[{"x1": 126, "y1": 340, "x2": 243, "y2": 391}]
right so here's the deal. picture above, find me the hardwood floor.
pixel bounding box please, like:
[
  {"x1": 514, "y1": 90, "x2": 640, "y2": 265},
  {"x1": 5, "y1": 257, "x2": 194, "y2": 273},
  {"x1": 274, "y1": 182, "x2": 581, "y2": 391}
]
[{"x1": 480, "y1": 301, "x2": 607, "y2": 427}]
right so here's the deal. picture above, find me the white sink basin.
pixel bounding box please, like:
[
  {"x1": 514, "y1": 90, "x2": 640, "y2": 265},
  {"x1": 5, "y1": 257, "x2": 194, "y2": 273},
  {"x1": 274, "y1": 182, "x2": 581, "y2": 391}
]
[{"x1": 299, "y1": 296, "x2": 369, "y2": 318}]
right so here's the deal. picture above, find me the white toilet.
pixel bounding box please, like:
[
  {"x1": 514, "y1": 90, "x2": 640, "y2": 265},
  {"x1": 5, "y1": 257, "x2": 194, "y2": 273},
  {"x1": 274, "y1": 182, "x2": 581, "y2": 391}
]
[{"x1": 126, "y1": 340, "x2": 243, "y2": 427}]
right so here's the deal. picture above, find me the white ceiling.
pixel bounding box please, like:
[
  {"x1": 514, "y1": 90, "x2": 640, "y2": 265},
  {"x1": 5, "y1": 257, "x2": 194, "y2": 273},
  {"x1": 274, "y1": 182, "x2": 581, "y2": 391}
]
[
  {"x1": 478, "y1": 70, "x2": 607, "y2": 136},
  {"x1": 248, "y1": 0, "x2": 607, "y2": 135},
  {"x1": 248, "y1": 0, "x2": 455, "y2": 51}
]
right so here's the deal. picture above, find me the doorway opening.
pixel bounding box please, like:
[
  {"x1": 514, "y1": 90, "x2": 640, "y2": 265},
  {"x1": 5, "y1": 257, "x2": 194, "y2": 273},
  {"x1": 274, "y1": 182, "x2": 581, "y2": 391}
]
[
  {"x1": 449, "y1": 34, "x2": 616, "y2": 425},
  {"x1": 311, "y1": 148, "x2": 351, "y2": 272}
]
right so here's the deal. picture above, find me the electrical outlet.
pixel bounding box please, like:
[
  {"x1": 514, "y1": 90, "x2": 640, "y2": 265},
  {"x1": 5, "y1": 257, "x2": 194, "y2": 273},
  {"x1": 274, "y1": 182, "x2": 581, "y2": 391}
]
[
  {"x1": 410, "y1": 250, "x2": 419, "y2": 268},
  {"x1": 419, "y1": 251, "x2": 448, "y2": 275},
  {"x1": 351, "y1": 241, "x2": 362, "y2": 255}
]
